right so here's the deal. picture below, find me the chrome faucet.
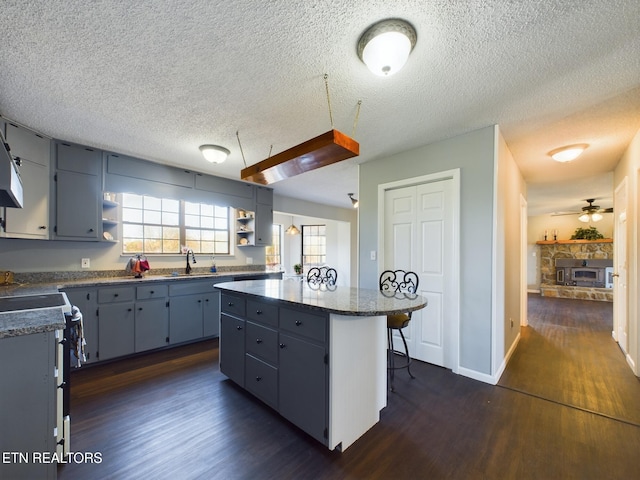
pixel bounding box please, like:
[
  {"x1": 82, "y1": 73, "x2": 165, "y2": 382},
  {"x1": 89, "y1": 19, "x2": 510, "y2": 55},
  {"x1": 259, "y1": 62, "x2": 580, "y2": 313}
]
[{"x1": 185, "y1": 249, "x2": 196, "y2": 274}]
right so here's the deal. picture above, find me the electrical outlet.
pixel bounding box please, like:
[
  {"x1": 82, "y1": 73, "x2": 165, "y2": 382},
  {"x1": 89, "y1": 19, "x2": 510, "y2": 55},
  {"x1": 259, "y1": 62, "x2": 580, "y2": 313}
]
[
  {"x1": 510, "y1": 318, "x2": 514, "y2": 328},
  {"x1": 370, "y1": 250, "x2": 376, "y2": 261},
  {"x1": 246, "y1": 257, "x2": 253, "y2": 265},
  {"x1": 81, "y1": 258, "x2": 90, "y2": 269}
]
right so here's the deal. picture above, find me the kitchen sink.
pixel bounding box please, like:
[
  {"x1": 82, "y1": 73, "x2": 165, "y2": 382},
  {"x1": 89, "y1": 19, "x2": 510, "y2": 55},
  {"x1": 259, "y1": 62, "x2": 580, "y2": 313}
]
[{"x1": 0, "y1": 293, "x2": 71, "y2": 313}]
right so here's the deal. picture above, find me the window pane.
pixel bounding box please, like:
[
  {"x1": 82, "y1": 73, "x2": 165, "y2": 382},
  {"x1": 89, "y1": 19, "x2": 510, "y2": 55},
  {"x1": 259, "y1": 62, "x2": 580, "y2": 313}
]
[{"x1": 122, "y1": 195, "x2": 229, "y2": 256}]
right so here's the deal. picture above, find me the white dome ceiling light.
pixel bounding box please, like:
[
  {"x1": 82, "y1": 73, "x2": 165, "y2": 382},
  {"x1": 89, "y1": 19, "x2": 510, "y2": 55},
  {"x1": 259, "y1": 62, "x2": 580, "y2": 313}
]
[
  {"x1": 549, "y1": 143, "x2": 588, "y2": 163},
  {"x1": 199, "y1": 144, "x2": 230, "y2": 164},
  {"x1": 357, "y1": 18, "x2": 417, "y2": 77}
]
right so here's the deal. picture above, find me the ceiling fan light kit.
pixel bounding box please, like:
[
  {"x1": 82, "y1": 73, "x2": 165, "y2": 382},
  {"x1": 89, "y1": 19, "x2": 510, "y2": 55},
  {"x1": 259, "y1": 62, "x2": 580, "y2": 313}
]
[
  {"x1": 357, "y1": 18, "x2": 417, "y2": 76},
  {"x1": 548, "y1": 143, "x2": 588, "y2": 163},
  {"x1": 199, "y1": 144, "x2": 230, "y2": 164}
]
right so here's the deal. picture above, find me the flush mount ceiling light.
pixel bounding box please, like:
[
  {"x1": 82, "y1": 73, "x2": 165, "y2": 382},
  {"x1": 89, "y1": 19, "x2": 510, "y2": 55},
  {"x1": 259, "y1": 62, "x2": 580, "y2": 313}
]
[
  {"x1": 348, "y1": 193, "x2": 359, "y2": 208},
  {"x1": 357, "y1": 18, "x2": 417, "y2": 76},
  {"x1": 199, "y1": 145, "x2": 230, "y2": 164},
  {"x1": 548, "y1": 143, "x2": 588, "y2": 163}
]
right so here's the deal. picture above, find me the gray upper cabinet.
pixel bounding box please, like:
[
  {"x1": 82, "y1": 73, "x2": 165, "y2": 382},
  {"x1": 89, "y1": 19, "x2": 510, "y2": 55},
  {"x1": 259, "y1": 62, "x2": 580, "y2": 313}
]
[
  {"x1": 1, "y1": 123, "x2": 51, "y2": 239},
  {"x1": 195, "y1": 173, "x2": 255, "y2": 199},
  {"x1": 54, "y1": 142, "x2": 102, "y2": 240},
  {"x1": 107, "y1": 153, "x2": 194, "y2": 188}
]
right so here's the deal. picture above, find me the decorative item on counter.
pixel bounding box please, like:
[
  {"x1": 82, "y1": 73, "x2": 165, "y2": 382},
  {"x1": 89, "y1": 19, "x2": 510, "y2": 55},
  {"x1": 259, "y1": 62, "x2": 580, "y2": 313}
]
[
  {"x1": 125, "y1": 254, "x2": 151, "y2": 278},
  {"x1": 553, "y1": 229, "x2": 558, "y2": 241},
  {"x1": 0, "y1": 270, "x2": 14, "y2": 285},
  {"x1": 544, "y1": 230, "x2": 548, "y2": 241},
  {"x1": 293, "y1": 263, "x2": 303, "y2": 274},
  {"x1": 210, "y1": 256, "x2": 217, "y2": 273},
  {"x1": 570, "y1": 226, "x2": 604, "y2": 240}
]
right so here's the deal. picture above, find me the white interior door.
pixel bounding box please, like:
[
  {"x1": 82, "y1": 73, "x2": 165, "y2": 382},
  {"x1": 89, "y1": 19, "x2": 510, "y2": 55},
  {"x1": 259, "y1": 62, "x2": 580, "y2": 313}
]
[
  {"x1": 383, "y1": 179, "x2": 454, "y2": 367},
  {"x1": 613, "y1": 178, "x2": 628, "y2": 353}
]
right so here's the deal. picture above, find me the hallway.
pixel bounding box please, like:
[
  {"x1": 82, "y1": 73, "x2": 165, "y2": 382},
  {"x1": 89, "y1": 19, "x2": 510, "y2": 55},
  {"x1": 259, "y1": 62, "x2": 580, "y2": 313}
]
[{"x1": 499, "y1": 294, "x2": 640, "y2": 426}]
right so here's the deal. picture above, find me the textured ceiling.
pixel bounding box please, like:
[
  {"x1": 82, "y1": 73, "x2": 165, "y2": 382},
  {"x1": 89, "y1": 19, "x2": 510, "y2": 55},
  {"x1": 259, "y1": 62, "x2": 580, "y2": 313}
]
[{"x1": 0, "y1": 1, "x2": 639, "y2": 216}]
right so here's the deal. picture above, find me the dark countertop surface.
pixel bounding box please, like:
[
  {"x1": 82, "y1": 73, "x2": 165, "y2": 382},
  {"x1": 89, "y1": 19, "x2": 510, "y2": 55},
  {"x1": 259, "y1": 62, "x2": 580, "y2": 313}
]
[
  {"x1": 215, "y1": 279, "x2": 428, "y2": 316},
  {"x1": 0, "y1": 270, "x2": 280, "y2": 339}
]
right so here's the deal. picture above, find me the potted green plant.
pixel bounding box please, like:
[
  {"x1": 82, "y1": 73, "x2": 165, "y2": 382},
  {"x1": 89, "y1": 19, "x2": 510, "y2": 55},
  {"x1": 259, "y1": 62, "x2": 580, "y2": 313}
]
[
  {"x1": 293, "y1": 263, "x2": 303, "y2": 274},
  {"x1": 570, "y1": 226, "x2": 604, "y2": 240}
]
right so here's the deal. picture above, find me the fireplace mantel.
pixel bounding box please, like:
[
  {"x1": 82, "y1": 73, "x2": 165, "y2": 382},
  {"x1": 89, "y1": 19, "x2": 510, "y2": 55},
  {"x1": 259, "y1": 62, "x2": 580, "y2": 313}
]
[{"x1": 536, "y1": 239, "x2": 613, "y2": 245}]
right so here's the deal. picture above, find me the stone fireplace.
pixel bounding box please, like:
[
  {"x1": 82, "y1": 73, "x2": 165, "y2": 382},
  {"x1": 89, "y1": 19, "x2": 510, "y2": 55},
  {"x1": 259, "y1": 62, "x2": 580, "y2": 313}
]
[{"x1": 537, "y1": 240, "x2": 613, "y2": 302}]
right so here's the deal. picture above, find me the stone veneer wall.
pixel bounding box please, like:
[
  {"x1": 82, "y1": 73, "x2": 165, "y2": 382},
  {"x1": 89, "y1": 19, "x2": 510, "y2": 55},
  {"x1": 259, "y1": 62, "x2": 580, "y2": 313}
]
[{"x1": 538, "y1": 241, "x2": 613, "y2": 302}]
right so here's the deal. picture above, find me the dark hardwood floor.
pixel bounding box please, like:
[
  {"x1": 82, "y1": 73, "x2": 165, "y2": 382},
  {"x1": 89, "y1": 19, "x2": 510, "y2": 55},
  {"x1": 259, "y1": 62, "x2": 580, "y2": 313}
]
[{"x1": 58, "y1": 296, "x2": 640, "y2": 480}]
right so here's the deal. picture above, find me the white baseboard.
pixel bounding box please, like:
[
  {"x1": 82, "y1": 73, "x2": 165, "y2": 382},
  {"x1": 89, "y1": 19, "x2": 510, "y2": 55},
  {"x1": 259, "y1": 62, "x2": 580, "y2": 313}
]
[{"x1": 458, "y1": 331, "x2": 521, "y2": 385}]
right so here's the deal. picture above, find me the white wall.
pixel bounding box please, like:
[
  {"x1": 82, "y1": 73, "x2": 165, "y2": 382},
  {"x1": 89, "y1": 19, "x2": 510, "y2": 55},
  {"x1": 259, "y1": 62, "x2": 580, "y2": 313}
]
[
  {"x1": 613, "y1": 126, "x2": 640, "y2": 376},
  {"x1": 274, "y1": 195, "x2": 357, "y2": 286}
]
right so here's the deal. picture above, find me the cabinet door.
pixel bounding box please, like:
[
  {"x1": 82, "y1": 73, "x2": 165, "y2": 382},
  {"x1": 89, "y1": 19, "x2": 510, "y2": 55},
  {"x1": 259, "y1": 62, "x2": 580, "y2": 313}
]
[
  {"x1": 203, "y1": 291, "x2": 220, "y2": 337},
  {"x1": 169, "y1": 295, "x2": 204, "y2": 344},
  {"x1": 279, "y1": 333, "x2": 327, "y2": 444},
  {"x1": 3, "y1": 158, "x2": 50, "y2": 238},
  {"x1": 62, "y1": 288, "x2": 99, "y2": 364},
  {"x1": 3, "y1": 124, "x2": 51, "y2": 239},
  {"x1": 254, "y1": 202, "x2": 272, "y2": 245},
  {"x1": 220, "y1": 314, "x2": 245, "y2": 387},
  {"x1": 98, "y1": 303, "x2": 135, "y2": 360},
  {"x1": 135, "y1": 298, "x2": 169, "y2": 352},
  {"x1": 55, "y1": 170, "x2": 100, "y2": 240}
]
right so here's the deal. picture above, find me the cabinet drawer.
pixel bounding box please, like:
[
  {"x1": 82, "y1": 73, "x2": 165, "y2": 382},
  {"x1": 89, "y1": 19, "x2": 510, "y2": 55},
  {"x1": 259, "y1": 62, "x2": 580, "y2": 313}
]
[
  {"x1": 137, "y1": 284, "x2": 168, "y2": 300},
  {"x1": 98, "y1": 286, "x2": 135, "y2": 303},
  {"x1": 246, "y1": 299, "x2": 278, "y2": 327},
  {"x1": 280, "y1": 308, "x2": 327, "y2": 343},
  {"x1": 221, "y1": 294, "x2": 246, "y2": 317},
  {"x1": 245, "y1": 321, "x2": 278, "y2": 364},
  {"x1": 245, "y1": 354, "x2": 278, "y2": 408}
]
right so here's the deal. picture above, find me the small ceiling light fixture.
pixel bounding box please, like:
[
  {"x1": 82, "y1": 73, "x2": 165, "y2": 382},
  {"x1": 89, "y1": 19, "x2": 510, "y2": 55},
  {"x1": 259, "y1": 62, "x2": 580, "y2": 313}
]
[
  {"x1": 548, "y1": 143, "x2": 588, "y2": 163},
  {"x1": 199, "y1": 145, "x2": 230, "y2": 164},
  {"x1": 357, "y1": 18, "x2": 417, "y2": 76},
  {"x1": 348, "y1": 193, "x2": 359, "y2": 208}
]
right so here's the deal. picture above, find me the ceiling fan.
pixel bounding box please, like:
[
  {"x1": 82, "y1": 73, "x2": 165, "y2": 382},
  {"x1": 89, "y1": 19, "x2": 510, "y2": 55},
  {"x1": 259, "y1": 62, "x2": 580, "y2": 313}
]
[{"x1": 552, "y1": 199, "x2": 613, "y2": 222}]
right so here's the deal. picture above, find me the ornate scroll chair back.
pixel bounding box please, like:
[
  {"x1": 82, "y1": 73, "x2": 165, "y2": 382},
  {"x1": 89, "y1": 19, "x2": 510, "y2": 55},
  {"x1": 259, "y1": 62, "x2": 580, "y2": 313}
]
[
  {"x1": 306, "y1": 266, "x2": 338, "y2": 288},
  {"x1": 379, "y1": 269, "x2": 419, "y2": 391}
]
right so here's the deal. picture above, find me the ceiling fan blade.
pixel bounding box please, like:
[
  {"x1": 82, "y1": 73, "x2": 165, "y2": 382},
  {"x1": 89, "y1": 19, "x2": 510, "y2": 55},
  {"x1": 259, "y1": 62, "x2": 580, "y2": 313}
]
[
  {"x1": 597, "y1": 207, "x2": 614, "y2": 213},
  {"x1": 551, "y1": 211, "x2": 580, "y2": 216}
]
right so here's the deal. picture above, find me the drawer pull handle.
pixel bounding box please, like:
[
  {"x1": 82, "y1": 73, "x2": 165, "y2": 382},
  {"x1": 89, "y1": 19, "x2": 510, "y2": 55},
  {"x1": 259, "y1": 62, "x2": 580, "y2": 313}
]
[
  {"x1": 228, "y1": 302, "x2": 234, "y2": 307},
  {"x1": 295, "y1": 320, "x2": 302, "y2": 326},
  {"x1": 236, "y1": 325, "x2": 243, "y2": 330},
  {"x1": 114, "y1": 293, "x2": 119, "y2": 297},
  {"x1": 256, "y1": 338, "x2": 262, "y2": 344},
  {"x1": 256, "y1": 310, "x2": 263, "y2": 315},
  {"x1": 255, "y1": 376, "x2": 262, "y2": 382},
  {"x1": 128, "y1": 308, "x2": 132, "y2": 312},
  {"x1": 279, "y1": 343, "x2": 286, "y2": 349},
  {"x1": 138, "y1": 307, "x2": 143, "y2": 311},
  {"x1": 150, "y1": 290, "x2": 154, "y2": 294}
]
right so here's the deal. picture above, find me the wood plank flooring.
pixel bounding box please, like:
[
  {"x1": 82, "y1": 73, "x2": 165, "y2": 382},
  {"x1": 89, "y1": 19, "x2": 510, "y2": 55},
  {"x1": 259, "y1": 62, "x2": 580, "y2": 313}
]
[{"x1": 58, "y1": 296, "x2": 640, "y2": 480}]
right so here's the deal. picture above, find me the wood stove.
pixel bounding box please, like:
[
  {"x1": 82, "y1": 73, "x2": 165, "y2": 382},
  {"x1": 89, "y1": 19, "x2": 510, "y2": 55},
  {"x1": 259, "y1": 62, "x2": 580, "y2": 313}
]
[{"x1": 555, "y1": 258, "x2": 613, "y2": 288}]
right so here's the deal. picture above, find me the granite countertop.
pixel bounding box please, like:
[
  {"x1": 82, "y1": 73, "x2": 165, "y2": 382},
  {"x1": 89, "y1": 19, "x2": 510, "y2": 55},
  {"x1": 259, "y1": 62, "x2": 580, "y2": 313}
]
[
  {"x1": 215, "y1": 279, "x2": 428, "y2": 316},
  {"x1": 0, "y1": 270, "x2": 281, "y2": 339}
]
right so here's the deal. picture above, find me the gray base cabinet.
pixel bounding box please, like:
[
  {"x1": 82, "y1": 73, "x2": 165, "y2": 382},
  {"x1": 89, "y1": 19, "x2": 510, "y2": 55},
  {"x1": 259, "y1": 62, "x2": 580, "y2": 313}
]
[
  {"x1": 219, "y1": 293, "x2": 329, "y2": 445},
  {"x1": 135, "y1": 298, "x2": 170, "y2": 351},
  {"x1": 169, "y1": 295, "x2": 204, "y2": 344},
  {"x1": 0, "y1": 331, "x2": 57, "y2": 480},
  {"x1": 99, "y1": 302, "x2": 135, "y2": 360}
]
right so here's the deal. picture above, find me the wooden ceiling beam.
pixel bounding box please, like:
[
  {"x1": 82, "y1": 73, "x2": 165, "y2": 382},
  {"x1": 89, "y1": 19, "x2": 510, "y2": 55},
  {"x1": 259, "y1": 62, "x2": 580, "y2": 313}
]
[{"x1": 240, "y1": 129, "x2": 359, "y2": 185}]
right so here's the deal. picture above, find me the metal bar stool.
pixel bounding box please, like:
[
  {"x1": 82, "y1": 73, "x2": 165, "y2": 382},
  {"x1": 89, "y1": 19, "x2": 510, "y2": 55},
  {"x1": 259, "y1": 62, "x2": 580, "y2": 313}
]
[
  {"x1": 379, "y1": 269, "x2": 419, "y2": 392},
  {"x1": 306, "y1": 266, "x2": 338, "y2": 289}
]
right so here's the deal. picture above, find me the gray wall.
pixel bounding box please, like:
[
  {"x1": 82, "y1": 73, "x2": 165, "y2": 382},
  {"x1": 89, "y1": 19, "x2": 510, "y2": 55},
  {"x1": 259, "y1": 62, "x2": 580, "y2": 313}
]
[{"x1": 359, "y1": 126, "x2": 496, "y2": 375}]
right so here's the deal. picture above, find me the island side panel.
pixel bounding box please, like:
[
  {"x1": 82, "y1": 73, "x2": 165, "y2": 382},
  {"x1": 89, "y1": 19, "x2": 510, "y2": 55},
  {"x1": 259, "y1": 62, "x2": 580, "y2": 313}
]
[{"x1": 328, "y1": 313, "x2": 387, "y2": 451}]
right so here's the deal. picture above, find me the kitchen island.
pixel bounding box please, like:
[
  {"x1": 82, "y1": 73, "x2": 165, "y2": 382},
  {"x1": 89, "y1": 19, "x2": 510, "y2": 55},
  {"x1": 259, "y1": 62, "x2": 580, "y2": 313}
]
[{"x1": 214, "y1": 279, "x2": 427, "y2": 451}]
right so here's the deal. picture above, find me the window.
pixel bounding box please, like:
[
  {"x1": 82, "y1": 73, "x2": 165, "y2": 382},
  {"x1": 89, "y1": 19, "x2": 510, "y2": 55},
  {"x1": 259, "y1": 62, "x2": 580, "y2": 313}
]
[
  {"x1": 266, "y1": 224, "x2": 282, "y2": 267},
  {"x1": 302, "y1": 224, "x2": 326, "y2": 268},
  {"x1": 121, "y1": 193, "x2": 230, "y2": 255}
]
